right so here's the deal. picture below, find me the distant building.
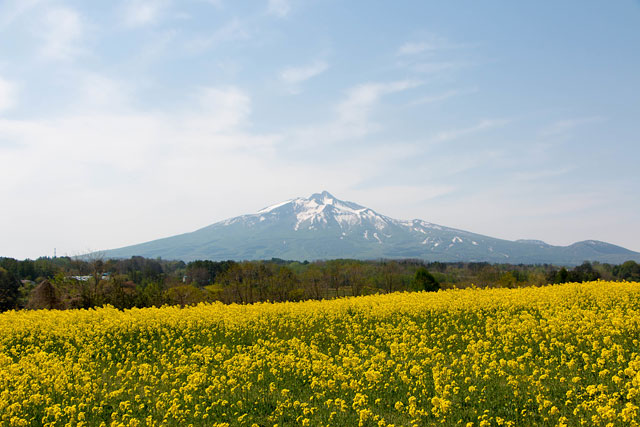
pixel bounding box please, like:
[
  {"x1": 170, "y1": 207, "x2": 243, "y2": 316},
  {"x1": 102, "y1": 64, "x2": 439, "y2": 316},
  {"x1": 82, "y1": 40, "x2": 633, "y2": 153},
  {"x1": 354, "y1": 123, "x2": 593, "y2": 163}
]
[{"x1": 69, "y1": 273, "x2": 111, "y2": 282}]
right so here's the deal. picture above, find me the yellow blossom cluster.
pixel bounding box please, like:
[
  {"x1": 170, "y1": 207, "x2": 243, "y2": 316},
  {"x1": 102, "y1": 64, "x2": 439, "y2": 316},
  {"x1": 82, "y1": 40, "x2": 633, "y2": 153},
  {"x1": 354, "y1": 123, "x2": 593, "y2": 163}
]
[{"x1": 1, "y1": 280, "x2": 640, "y2": 426}]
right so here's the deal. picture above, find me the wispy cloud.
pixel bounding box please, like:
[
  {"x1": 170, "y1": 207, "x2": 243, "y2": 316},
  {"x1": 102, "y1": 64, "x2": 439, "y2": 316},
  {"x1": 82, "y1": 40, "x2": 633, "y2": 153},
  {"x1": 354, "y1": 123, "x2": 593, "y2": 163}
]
[
  {"x1": 0, "y1": 76, "x2": 17, "y2": 112},
  {"x1": 395, "y1": 34, "x2": 476, "y2": 78},
  {"x1": 411, "y1": 61, "x2": 469, "y2": 74},
  {"x1": 410, "y1": 88, "x2": 477, "y2": 106},
  {"x1": 129, "y1": 29, "x2": 178, "y2": 67},
  {"x1": 75, "y1": 73, "x2": 131, "y2": 112},
  {"x1": 39, "y1": 7, "x2": 84, "y2": 60},
  {"x1": 432, "y1": 119, "x2": 509, "y2": 143},
  {"x1": 279, "y1": 60, "x2": 328, "y2": 93},
  {"x1": 187, "y1": 86, "x2": 252, "y2": 132},
  {"x1": 0, "y1": 0, "x2": 44, "y2": 28},
  {"x1": 353, "y1": 184, "x2": 457, "y2": 213},
  {"x1": 540, "y1": 116, "x2": 604, "y2": 137},
  {"x1": 186, "y1": 18, "x2": 250, "y2": 52},
  {"x1": 398, "y1": 42, "x2": 433, "y2": 56},
  {"x1": 337, "y1": 80, "x2": 422, "y2": 126},
  {"x1": 514, "y1": 167, "x2": 574, "y2": 182},
  {"x1": 286, "y1": 79, "x2": 422, "y2": 147},
  {"x1": 202, "y1": 0, "x2": 224, "y2": 8},
  {"x1": 267, "y1": 0, "x2": 290, "y2": 17},
  {"x1": 122, "y1": 0, "x2": 170, "y2": 28},
  {"x1": 397, "y1": 35, "x2": 466, "y2": 56}
]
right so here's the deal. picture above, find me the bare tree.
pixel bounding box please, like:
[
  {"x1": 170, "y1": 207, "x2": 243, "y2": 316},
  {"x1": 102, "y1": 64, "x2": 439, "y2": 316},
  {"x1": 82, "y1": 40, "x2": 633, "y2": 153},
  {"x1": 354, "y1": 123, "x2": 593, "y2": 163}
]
[
  {"x1": 301, "y1": 264, "x2": 324, "y2": 299},
  {"x1": 74, "y1": 249, "x2": 106, "y2": 306}
]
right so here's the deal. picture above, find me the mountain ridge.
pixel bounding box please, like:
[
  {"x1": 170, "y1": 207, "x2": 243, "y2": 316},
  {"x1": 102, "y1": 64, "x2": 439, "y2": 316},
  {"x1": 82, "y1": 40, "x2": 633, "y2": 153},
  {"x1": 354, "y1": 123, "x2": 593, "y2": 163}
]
[{"x1": 103, "y1": 191, "x2": 640, "y2": 265}]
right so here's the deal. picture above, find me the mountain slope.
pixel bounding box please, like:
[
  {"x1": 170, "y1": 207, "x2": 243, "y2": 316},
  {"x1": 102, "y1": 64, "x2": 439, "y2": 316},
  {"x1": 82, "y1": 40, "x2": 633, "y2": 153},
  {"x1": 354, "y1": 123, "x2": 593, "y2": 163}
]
[{"x1": 104, "y1": 191, "x2": 640, "y2": 265}]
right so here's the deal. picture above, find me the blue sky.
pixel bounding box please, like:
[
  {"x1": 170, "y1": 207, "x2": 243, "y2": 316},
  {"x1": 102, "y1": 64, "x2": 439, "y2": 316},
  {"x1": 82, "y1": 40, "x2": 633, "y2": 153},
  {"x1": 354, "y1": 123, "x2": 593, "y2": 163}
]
[{"x1": 1, "y1": 0, "x2": 639, "y2": 259}]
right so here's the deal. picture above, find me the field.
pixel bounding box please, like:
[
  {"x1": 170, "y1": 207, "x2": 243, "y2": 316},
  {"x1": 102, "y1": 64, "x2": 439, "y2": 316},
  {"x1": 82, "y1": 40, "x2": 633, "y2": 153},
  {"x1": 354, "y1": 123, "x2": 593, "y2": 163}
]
[{"x1": 1, "y1": 281, "x2": 640, "y2": 426}]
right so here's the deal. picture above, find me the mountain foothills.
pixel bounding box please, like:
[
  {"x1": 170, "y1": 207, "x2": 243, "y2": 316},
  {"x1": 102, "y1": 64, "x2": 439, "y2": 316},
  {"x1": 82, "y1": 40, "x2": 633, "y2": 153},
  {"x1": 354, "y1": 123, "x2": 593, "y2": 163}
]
[{"x1": 104, "y1": 192, "x2": 640, "y2": 265}]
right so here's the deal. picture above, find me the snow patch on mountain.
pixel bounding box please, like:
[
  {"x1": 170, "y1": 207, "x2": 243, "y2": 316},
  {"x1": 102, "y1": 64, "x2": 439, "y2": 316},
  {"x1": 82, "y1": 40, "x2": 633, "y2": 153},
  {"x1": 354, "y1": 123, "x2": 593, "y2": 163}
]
[
  {"x1": 258, "y1": 199, "x2": 293, "y2": 213},
  {"x1": 255, "y1": 191, "x2": 392, "y2": 232}
]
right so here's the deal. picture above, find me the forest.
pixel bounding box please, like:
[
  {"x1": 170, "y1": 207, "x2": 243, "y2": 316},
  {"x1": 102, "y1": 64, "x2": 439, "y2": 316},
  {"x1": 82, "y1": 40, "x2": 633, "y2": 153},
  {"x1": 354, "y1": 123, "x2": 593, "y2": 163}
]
[{"x1": 1, "y1": 254, "x2": 639, "y2": 312}]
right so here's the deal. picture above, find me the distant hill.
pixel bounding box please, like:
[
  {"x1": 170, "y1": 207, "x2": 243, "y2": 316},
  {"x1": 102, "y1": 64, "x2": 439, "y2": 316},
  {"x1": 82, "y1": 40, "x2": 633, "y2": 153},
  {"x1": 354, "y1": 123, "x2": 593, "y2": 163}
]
[{"x1": 104, "y1": 191, "x2": 640, "y2": 265}]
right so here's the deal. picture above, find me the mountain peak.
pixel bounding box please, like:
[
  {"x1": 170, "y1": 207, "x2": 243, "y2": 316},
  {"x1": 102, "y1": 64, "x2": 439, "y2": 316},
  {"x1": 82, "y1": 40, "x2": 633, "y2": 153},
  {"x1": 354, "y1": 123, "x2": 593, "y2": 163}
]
[
  {"x1": 309, "y1": 191, "x2": 337, "y2": 204},
  {"x1": 257, "y1": 191, "x2": 341, "y2": 214}
]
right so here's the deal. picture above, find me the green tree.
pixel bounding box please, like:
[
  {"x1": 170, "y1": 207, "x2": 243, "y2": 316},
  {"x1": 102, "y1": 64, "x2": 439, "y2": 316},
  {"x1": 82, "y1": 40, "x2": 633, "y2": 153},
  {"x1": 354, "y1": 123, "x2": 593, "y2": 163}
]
[
  {"x1": 137, "y1": 281, "x2": 165, "y2": 307},
  {"x1": 414, "y1": 267, "x2": 440, "y2": 292},
  {"x1": 99, "y1": 276, "x2": 139, "y2": 309},
  {"x1": 613, "y1": 261, "x2": 640, "y2": 281},
  {"x1": 497, "y1": 271, "x2": 518, "y2": 288},
  {"x1": 569, "y1": 262, "x2": 600, "y2": 282},
  {"x1": 0, "y1": 267, "x2": 20, "y2": 311},
  {"x1": 554, "y1": 267, "x2": 569, "y2": 284}
]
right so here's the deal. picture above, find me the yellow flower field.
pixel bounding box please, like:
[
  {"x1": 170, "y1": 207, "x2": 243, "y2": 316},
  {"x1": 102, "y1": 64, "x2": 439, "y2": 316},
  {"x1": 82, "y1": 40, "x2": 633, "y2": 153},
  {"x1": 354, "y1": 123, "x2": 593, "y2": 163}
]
[{"x1": 1, "y1": 281, "x2": 640, "y2": 426}]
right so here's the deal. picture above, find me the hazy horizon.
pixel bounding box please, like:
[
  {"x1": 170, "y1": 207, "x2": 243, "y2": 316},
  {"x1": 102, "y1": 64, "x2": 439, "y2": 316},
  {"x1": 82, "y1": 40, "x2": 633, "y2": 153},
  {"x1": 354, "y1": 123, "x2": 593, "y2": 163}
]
[{"x1": 1, "y1": 1, "x2": 639, "y2": 259}]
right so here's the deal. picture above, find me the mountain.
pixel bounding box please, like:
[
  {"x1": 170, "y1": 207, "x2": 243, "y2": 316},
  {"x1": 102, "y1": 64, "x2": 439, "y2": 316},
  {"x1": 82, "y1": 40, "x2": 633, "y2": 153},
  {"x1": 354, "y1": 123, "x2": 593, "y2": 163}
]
[{"x1": 103, "y1": 191, "x2": 640, "y2": 265}]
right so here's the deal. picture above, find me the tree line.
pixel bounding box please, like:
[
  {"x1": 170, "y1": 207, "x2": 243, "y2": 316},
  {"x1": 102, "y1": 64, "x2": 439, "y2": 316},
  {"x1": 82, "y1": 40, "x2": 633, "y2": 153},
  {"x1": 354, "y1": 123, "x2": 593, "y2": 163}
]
[{"x1": 1, "y1": 255, "x2": 639, "y2": 312}]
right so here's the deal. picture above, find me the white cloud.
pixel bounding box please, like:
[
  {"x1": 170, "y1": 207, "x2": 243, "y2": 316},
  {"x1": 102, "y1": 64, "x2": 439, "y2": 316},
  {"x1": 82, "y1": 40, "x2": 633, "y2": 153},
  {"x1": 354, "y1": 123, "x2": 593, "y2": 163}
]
[
  {"x1": 123, "y1": 0, "x2": 169, "y2": 27},
  {"x1": 514, "y1": 167, "x2": 573, "y2": 182},
  {"x1": 409, "y1": 88, "x2": 476, "y2": 106},
  {"x1": 0, "y1": 82, "x2": 260, "y2": 184},
  {"x1": 280, "y1": 60, "x2": 328, "y2": 85},
  {"x1": 267, "y1": 0, "x2": 290, "y2": 17},
  {"x1": 336, "y1": 80, "x2": 422, "y2": 129},
  {"x1": 0, "y1": 76, "x2": 16, "y2": 112},
  {"x1": 540, "y1": 116, "x2": 604, "y2": 137},
  {"x1": 39, "y1": 7, "x2": 83, "y2": 60},
  {"x1": 286, "y1": 80, "x2": 422, "y2": 146},
  {"x1": 431, "y1": 119, "x2": 509, "y2": 143},
  {"x1": 0, "y1": 0, "x2": 45, "y2": 28},
  {"x1": 0, "y1": 81, "x2": 285, "y2": 258},
  {"x1": 398, "y1": 42, "x2": 434, "y2": 56},
  {"x1": 186, "y1": 19, "x2": 250, "y2": 52},
  {"x1": 76, "y1": 73, "x2": 130, "y2": 111},
  {"x1": 279, "y1": 60, "x2": 328, "y2": 93},
  {"x1": 397, "y1": 36, "x2": 463, "y2": 56},
  {"x1": 396, "y1": 36, "x2": 473, "y2": 76},
  {"x1": 202, "y1": 0, "x2": 223, "y2": 7},
  {"x1": 186, "y1": 86, "x2": 252, "y2": 132},
  {"x1": 411, "y1": 61, "x2": 466, "y2": 74},
  {"x1": 352, "y1": 184, "x2": 457, "y2": 216}
]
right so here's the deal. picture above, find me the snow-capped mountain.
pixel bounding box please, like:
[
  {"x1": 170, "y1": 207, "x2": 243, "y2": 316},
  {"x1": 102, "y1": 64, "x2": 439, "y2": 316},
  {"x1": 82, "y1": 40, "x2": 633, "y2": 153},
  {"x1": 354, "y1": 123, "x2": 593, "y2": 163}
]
[{"x1": 103, "y1": 191, "x2": 640, "y2": 265}]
